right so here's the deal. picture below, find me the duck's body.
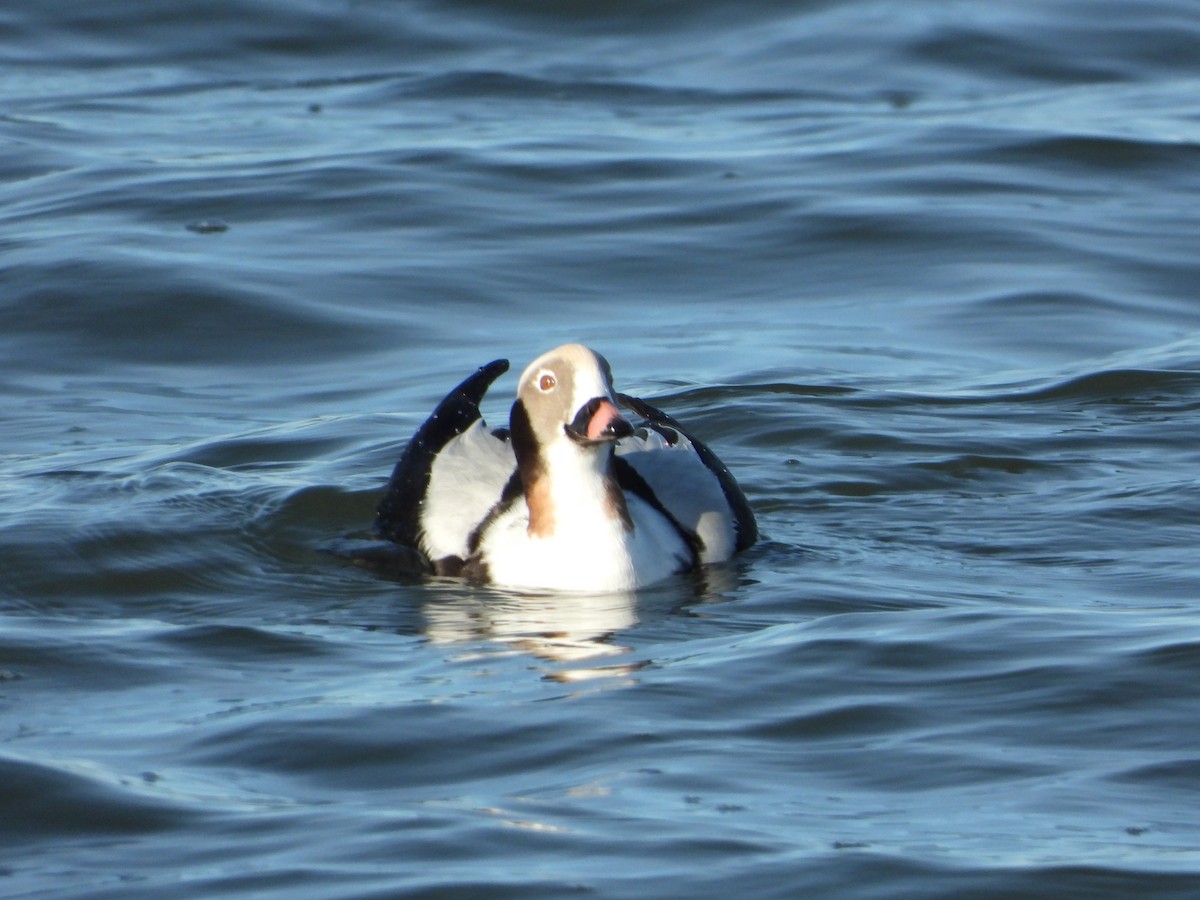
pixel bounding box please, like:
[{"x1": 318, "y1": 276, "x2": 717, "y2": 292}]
[{"x1": 375, "y1": 344, "x2": 756, "y2": 592}]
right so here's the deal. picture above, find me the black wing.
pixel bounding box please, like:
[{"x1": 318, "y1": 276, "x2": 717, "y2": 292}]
[
  {"x1": 616, "y1": 392, "x2": 758, "y2": 553},
  {"x1": 375, "y1": 359, "x2": 510, "y2": 548}
]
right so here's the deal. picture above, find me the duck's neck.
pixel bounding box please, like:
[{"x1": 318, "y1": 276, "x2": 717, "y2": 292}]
[
  {"x1": 509, "y1": 399, "x2": 632, "y2": 541},
  {"x1": 524, "y1": 441, "x2": 631, "y2": 539}
]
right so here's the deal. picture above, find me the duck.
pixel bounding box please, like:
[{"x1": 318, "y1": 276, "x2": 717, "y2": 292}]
[{"x1": 374, "y1": 344, "x2": 756, "y2": 592}]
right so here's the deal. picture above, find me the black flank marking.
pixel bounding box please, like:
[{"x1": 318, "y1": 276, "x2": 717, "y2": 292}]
[
  {"x1": 605, "y1": 473, "x2": 635, "y2": 532},
  {"x1": 616, "y1": 392, "x2": 759, "y2": 552},
  {"x1": 461, "y1": 555, "x2": 492, "y2": 584},
  {"x1": 375, "y1": 358, "x2": 509, "y2": 548},
  {"x1": 614, "y1": 457, "x2": 703, "y2": 571},
  {"x1": 433, "y1": 555, "x2": 466, "y2": 577},
  {"x1": 467, "y1": 469, "x2": 524, "y2": 555}
]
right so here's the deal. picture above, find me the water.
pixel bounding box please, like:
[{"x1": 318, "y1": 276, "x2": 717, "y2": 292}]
[{"x1": 3, "y1": 1, "x2": 1200, "y2": 896}]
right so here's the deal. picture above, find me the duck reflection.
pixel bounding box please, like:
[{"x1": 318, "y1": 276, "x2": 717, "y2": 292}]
[
  {"x1": 343, "y1": 537, "x2": 745, "y2": 677},
  {"x1": 421, "y1": 587, "x2": 641, "y2": 672},
  {"x1": 417, "y1": 565, "x2": 742, "y2": 680}
]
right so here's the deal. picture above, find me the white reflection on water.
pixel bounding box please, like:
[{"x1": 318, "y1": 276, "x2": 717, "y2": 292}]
[
  {"x1": 421, "y1": 587, "x2": 640, "y2": 668},
  {"x1": 418, "y1": 565, "x2": 743, "y2": 678}
]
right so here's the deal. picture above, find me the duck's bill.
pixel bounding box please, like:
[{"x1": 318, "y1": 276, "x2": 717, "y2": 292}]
[{"x1": 566, "y1": 397, "x2": 634, "y2": 444}]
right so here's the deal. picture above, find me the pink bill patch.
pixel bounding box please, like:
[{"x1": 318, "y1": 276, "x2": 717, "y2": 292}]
[{"x1": 587, "y1": 399, "x2": 626, "y2": 441}]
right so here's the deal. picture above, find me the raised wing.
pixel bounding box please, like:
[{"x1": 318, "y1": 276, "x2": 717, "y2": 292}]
[{"x1": 375, "y1": 359, "x2": 510, "y2": 555}]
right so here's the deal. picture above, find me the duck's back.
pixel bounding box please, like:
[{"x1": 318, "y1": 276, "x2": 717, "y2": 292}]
[
  {"x1": 616, "y1": 433, "x2": 737, "y2": 564},
  {"x1": 615, "y1": 393, "x2": 757, "y2": 562}
]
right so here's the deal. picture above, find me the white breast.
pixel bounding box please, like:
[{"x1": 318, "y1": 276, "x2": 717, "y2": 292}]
[{"x1": 478, "y1": 493, "x2": 691, "y2": 593}]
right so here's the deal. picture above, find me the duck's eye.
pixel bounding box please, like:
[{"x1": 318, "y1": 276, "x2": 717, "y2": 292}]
[{"x1": 538, "y1": 372, "x2": 557, "y2": 392}]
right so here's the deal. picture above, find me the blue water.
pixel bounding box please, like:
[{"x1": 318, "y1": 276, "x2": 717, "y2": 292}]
[{"x1": 4, "y1": 1, "x2": 1200, "y2": 896}]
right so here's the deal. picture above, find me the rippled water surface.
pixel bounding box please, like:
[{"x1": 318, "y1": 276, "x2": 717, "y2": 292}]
[{"x1": 4, "y1": 1, "x2": 1200, "y2": 897}]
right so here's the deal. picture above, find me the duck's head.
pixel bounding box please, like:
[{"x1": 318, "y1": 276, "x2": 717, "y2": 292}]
[{"x1": 512, "y1": 344, "x2": 633, "y2": 457}]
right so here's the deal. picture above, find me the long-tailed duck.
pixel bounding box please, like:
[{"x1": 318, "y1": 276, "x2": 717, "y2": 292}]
[{"x1": 375, "y1": 344, "x2": 756, "y2": 592}]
